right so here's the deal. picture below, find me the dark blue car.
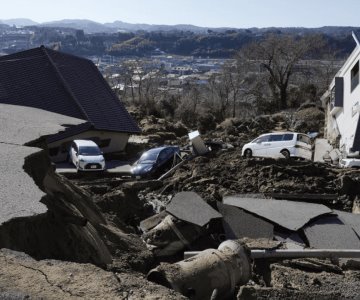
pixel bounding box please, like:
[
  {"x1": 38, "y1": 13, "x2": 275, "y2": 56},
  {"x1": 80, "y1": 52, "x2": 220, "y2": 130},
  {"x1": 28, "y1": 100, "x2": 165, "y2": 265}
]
[{"x1": 131, "y1": 146, "x2": 180, "y2": 179}]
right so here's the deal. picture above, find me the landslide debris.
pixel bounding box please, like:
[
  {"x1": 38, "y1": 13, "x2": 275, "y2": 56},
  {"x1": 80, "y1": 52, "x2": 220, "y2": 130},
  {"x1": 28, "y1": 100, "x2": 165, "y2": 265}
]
[
  {"x1": 3, "y1": 103, "x2": 359, "y2": 299},
  {"x1": 157, "y1": 151, "x2": 347, "y2": 207}
]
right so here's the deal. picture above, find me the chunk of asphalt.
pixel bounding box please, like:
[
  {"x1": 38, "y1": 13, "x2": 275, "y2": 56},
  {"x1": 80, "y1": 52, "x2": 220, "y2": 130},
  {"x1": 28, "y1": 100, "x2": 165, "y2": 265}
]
[
  {"x1": 217, "y1": 202, "x2": 273, "y2": 239},
  {"x1": 166, "y1": 191, "x2": 222, "y2": 227},
  {"x1": 334, "y1": 210, "x2": 360, "y2": 238},
  {"x1": 223, "y1": 195, "x2": 332, "y2": 231},
  {"x1": 303, "y1": 216, "x2": 360, "y2": 249}
]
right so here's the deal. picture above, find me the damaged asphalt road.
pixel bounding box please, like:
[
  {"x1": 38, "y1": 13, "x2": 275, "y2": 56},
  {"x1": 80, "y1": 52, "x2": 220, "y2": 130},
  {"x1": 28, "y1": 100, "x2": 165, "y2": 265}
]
[{"x1": 0, "y1": 104, "x2": 84, "y2": 225}]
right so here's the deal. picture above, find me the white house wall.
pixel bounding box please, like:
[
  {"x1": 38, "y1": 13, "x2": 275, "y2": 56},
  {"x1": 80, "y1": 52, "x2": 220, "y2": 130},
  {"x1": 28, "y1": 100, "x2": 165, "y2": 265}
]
[
  {"x1": 329, "y1": 46, "x2": 360, "y2": 155},
  {"x1": 48, "y1": 130, "x2": 129, "y2": 162}
]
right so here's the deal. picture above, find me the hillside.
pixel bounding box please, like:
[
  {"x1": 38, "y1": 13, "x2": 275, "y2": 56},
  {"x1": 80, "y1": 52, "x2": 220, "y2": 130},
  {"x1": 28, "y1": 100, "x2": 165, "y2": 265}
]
[{"x1": 1, "y1": 19, "x2": 359, "y2": 58}]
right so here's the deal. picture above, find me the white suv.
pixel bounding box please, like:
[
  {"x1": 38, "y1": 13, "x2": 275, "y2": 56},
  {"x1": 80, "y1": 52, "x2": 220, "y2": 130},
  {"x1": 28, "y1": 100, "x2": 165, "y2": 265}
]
[
  {"x1": 242, "y1": 132, "x2": 312, "y2": 160},
  {"x1": 69, "y1": 140, "x2": 105, "y2": 171}
]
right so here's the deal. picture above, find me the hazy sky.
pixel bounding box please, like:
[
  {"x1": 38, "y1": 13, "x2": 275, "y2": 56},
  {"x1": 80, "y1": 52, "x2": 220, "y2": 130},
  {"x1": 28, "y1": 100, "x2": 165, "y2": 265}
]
[{"x1": 1, "y1": 0, "x2": 359, "y2": 28}]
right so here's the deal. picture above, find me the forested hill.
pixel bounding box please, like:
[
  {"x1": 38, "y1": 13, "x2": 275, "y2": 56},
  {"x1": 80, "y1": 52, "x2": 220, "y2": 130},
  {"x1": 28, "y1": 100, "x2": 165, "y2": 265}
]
[
  {"x1": 1, "y1": 19, "x2": 359, "y2": 58},
  {"x1": 106, "y1": 28, "x2": 357, "y2": 58}
]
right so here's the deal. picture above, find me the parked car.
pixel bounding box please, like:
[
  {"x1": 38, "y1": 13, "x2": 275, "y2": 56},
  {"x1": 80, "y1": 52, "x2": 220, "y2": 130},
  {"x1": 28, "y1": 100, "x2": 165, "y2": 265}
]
[
  {"x1": 131, "y1": 146, "x2": 180, "y2": 179},
  {"x1": 241, "y1": 132, "x2": 312, "y2": 160},
  {"x1": 339, "y1": 158, "x2": 360, "y2": 168},
  {"x1": 69, "y1": 139, "x2": 105, "y2": 171}
]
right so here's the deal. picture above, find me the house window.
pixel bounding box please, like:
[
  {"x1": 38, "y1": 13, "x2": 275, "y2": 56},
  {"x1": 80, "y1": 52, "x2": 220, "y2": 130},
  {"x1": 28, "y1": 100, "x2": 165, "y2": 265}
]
[{"x1": 351, "y1": 61, "x2": 359, "y2": 92}]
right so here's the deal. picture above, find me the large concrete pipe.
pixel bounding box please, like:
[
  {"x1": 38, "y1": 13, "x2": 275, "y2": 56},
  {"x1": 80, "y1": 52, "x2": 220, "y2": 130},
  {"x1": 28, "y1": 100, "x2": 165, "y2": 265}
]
[{"x1": 147, "y1": 240, "x2": 252, "y2": 300}]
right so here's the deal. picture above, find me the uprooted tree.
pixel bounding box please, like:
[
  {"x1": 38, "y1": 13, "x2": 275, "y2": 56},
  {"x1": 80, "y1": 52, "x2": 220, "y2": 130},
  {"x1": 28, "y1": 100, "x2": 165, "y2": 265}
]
[{"x1": 238, "y1": 34, "x2": 325, "y2": 110}]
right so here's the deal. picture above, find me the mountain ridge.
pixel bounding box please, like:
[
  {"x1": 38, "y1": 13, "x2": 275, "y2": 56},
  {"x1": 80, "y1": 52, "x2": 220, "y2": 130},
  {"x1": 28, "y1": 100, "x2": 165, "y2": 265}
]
[{"x1": 3, "y1": 18, "x2": 359, "y2": 35}]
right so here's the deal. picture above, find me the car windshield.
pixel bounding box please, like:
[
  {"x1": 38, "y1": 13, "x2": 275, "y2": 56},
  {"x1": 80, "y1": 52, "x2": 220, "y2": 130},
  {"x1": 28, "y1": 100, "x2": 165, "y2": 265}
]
[
  {"x1": 138, "y1": 150, "x2": 159, "y2": 164},
  {"x1": 79, "y1": 146, "x2": 101, "y2": 156}
]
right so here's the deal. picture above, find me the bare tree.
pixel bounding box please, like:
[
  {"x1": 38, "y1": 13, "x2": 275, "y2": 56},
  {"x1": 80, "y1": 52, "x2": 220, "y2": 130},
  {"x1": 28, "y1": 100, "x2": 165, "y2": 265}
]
[
  {"x1": 239, "y1": 34, "x2": 325, "y2": 110},
  {"x1": 121, "y1": 60, "x2": 138, "y2": 104},
  {"x1": 222, "y1": 61, "x2": 244, "y2": 118},
  {"x1": 208, "y1": 73, "x2": 232, "y2": 121}
]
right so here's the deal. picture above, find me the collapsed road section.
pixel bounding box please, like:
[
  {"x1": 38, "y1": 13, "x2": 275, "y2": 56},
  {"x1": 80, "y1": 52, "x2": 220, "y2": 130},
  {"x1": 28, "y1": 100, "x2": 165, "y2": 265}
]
[{"x1": 0, "y1": 104, "x2": 112, "y2": 265}]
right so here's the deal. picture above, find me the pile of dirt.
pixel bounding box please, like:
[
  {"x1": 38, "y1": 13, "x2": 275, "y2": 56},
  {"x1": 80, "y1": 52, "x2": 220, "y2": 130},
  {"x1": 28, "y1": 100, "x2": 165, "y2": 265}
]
[
  {"x1": 139, "y1": 115, "x2": 188, "y2": 144},
  {"x1": 292, "y1": 105, "x2": 325, "y2": 134},
  {"x1": 198, "y1": 106, "x2": 324, "y2": 150},
  {"x1": 157, "y1": 151, "x2": 346, "y2": 206}
]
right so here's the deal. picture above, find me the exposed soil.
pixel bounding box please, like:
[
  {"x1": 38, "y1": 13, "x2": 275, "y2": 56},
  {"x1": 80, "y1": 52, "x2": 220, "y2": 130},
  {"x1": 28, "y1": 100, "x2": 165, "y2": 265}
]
[
  {"x1": 238, "y1": 259, "x2": 360, "y2": 299},
  {"x1": 0, "y1": 248, "x2": 185, "y2": 300}
]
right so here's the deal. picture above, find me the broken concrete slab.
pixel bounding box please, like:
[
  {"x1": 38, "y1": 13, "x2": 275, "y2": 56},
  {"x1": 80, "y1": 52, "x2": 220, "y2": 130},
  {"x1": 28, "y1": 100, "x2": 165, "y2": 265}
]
[
  {"x1": 223, "y1": 195, "x2": 332, "y2": 231},
  {"x1": 166, "y1": 191, "x2": 222, "y2": 227},
  {"x1": 334, "y1": 210, "x2": 360, "y2": 238},
  {"x1": 304, "y1": 216, "x2": 360, "y2": 249},
  {"x1": 217, "y1": 202, "x2": 274, "y2": 239}
]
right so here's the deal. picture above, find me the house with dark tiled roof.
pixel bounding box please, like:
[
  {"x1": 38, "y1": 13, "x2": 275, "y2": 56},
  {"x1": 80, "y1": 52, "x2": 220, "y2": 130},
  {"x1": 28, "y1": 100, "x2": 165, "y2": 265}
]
[{"x1": 0, "y1": 46, "x2": 141, "y2": 161}]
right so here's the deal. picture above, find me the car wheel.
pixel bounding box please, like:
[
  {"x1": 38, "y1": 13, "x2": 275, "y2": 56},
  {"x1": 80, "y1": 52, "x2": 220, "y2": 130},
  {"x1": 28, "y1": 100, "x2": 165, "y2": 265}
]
[
  {"x1": 281, "y1": 149, "x2": 290, "y2": 159},
  {"x1": 244, "y1": 149, "x2": 252, "y2": 158}
]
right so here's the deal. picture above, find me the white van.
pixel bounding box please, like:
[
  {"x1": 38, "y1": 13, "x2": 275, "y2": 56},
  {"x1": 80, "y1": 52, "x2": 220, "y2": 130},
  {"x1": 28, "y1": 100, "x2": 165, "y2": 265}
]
[
  {"x1": 241, "y1": 132, "x2": 312, "y2": 160},
  {"x1": 69, "y1": 140, "x2": 106, "y2": 171}
]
